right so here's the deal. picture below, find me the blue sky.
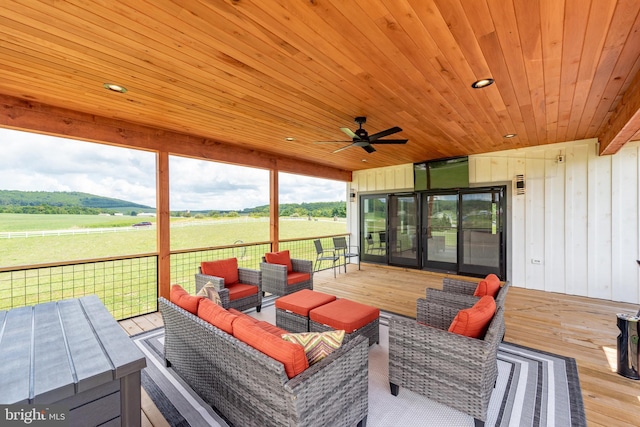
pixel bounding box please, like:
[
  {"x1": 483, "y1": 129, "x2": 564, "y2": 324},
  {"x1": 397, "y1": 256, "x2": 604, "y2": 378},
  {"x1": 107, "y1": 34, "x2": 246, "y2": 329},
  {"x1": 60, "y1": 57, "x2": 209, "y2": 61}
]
[{"x1": 0, "y1": 128, "x2": 346, "y2": 210}]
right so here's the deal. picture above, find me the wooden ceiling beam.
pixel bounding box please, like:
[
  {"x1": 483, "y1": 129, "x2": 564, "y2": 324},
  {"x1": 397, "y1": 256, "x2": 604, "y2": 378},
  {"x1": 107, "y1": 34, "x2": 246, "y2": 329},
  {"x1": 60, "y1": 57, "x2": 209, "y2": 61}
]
[
  {"x1": 0, "y1": 94, "x2": 352, "y2": 182},
  {"x1": 598, "y1": 67, "x2": 640, "y2": 155}
]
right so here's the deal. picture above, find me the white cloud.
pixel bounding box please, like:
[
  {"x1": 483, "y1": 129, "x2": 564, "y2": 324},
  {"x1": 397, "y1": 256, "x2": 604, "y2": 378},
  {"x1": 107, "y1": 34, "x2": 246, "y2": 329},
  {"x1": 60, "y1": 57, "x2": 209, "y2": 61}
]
[{"x1": 1, "y1": 128, "x2": 347, "y2": 210}]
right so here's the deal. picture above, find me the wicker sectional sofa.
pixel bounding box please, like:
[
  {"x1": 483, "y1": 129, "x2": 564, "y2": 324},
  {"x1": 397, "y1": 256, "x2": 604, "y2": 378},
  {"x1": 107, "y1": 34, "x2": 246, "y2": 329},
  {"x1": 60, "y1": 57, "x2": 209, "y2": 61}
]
[{"x1": 159, "y1": 297, "x2": 369, "y2": 427}]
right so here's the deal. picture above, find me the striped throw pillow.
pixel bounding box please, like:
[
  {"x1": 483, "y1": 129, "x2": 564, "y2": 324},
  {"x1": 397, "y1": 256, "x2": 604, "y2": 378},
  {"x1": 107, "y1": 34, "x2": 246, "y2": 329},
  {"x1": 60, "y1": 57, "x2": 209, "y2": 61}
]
[{"x1": 282, "y1": 330, "x2": 345, "y2": 365}]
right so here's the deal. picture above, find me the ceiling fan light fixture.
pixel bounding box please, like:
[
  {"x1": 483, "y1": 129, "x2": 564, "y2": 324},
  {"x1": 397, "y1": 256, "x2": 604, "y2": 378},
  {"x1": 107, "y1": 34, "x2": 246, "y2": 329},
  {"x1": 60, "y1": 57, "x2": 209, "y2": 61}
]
[
  {"x1": 471, "y1": 78, "x2": 494, "y2": 89},
  {"x1": 503, "y1": 133, "x2": 517, "y2": 138},
  {"x1": 103, "y1": 83, "x2": 127, "y2": 93}
]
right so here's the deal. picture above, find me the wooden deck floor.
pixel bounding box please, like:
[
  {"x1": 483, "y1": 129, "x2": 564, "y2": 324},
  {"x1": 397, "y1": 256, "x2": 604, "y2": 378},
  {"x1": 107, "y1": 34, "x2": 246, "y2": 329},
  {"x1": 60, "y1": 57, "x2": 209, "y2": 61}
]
[{"x1": 120, "y1": 263, "x2": 640, "y2": 427}]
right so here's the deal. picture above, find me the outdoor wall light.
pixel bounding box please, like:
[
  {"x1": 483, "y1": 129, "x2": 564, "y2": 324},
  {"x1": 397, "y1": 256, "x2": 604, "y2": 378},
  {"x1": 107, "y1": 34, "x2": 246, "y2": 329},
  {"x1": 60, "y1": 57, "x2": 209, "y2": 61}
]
[
  {"x1": 471, "y1": 78, "x2": 494, "y2": 89},
  {"x1": 350, "y1": 189, "x2": 357, "y2": 202},
  {"x1": 103, "y1": 83, "x2": 127, "y2": 93}
]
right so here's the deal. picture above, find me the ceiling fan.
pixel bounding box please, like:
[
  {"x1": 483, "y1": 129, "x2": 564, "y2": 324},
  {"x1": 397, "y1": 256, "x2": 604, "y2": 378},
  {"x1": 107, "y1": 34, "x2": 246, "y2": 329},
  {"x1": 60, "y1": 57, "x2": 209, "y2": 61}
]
[{"x1": 315, "y1": 116, "x2": 407, "y2": 153}]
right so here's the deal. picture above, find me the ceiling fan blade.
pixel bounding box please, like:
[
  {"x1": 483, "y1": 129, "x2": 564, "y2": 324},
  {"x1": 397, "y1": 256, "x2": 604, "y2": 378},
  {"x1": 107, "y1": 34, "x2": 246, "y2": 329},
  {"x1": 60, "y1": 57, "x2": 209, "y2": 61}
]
[
  {"x1": 369, "y1": 139, "x2": 408, "y2": 145},
  {"x1": 340, "y1": 127, "x2": 358, "y2": 139},
  {"x1": 314, "y1": 140, "x2": 352, "y2": 144},
  {"x1": 362, "y1": 144, "x2": 376, "y2": 153},
  {"x1": 368, "y1": 126, "x2": 402, "y2": 142},
  {"x1": 333, "y1": 144, "x2": 354, "y2": 153}
]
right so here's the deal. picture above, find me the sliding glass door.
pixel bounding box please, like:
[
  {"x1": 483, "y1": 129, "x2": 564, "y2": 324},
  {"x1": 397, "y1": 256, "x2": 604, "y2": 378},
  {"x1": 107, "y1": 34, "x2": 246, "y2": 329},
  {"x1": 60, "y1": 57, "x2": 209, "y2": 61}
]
[
  {"x1": 388, "y1": 194, "x2": 419, "y2": 267},
  {"x1": 360, "y1": 195, "x2": 387, "y2": 263},
  {"x1": 422, "y1": 193, "x2": 458, "y2": 271},
  {"x1": 458, "y1": 188, "x2": 505, "y2": 277},
  {"x1": 359, "y1": 186, "x2": 506, "y2": 279}
]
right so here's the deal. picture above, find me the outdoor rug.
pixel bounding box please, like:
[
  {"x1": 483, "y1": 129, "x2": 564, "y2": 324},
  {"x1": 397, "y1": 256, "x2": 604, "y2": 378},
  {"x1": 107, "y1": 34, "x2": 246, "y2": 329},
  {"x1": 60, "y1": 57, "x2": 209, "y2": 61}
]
[{"x1": 132, "y1": 307, "x2": 586, "y2": 427}]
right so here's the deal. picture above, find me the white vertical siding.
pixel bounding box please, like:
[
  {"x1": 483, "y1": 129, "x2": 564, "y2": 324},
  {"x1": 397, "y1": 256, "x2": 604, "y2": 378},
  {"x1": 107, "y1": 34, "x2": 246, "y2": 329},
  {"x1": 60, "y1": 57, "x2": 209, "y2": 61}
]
[{"x1": 351, "y1": 138, "x2": 640, "y2": 304}]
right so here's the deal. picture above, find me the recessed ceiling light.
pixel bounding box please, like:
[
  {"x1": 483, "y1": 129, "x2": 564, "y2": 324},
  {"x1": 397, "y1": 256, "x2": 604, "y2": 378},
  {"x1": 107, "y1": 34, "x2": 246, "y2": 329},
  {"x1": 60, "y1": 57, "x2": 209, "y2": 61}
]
[
  {"x1": 471, "y1": 78, "x2": 494, "y2": 89},
  {"x1": 103, "y1": 83, "x2": 127, "y2": 93},
  {"x1": 284, "y1": 137, "x2": 295, "y2": 141},
  {"x1": 361, "y1": 159, "x2": 368, "y2": 162},
  {"x1": 503, "y1": 133, "x2": 517, "y2": 138}
]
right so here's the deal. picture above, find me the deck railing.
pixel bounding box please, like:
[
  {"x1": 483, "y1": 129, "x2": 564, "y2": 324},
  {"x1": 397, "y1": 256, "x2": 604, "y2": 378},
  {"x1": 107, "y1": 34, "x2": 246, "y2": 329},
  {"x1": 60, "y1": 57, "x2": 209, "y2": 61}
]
[{"x1": 0, "y1": 234, "x2": 349, "y2": 320}]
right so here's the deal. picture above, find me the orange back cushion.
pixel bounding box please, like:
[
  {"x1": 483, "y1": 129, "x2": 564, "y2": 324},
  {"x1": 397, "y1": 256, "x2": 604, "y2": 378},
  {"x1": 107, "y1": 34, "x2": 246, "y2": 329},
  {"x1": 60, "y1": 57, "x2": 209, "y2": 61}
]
[
  {"x1": 232, "y1": 317, "x2": 308, "y2": 378},
  {"x1": 170, "y1": 284, "x2": 204, "y2": 315},
  {"x1": 448, "y1": 295, "x2": 496, "y2": 338},
  {"x1": 198, "y1": 298, "x2": 238, "y2": 334},
  {"x1": 201, "y1": 258, "x2": 239, "y2": 285},
  {"x1": 265, "y1": 250, "x2": 293, "y2": 272},
  {"x1": 474, "y1": 274, "x2": 501, "y2": 297}
]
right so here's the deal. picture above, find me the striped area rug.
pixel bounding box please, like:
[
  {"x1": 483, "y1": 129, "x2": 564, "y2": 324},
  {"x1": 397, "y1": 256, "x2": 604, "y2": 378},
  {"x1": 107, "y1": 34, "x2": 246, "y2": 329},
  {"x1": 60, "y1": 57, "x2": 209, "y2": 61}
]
[{"x1": 132, "y1": 308, "x2": 586, "y2": 427}]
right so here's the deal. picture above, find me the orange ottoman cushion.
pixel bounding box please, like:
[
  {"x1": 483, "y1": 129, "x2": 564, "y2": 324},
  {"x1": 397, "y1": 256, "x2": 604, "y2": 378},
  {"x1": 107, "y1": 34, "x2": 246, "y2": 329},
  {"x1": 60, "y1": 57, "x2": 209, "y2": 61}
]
[
  {"x1": 276, "y1": 289, "x2": 336, "y2": 316},
  {"x1": 309, "y1": 299, "x2": 380, "y2": 333}
]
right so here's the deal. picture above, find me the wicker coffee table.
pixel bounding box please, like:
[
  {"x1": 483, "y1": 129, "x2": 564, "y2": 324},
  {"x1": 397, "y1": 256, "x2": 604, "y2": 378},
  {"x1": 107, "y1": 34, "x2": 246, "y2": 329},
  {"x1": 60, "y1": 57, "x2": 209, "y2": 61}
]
[{"x1": 275, "y1": 289, "x2": 337, "y2": 332}]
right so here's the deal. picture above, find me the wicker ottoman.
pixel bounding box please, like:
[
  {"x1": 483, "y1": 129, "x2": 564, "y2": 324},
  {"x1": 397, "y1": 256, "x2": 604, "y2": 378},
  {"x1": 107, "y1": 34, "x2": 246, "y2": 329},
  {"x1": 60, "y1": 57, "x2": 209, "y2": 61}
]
[
  {"x1": 275, "y1": 289, "x2": 337, "y2": 332},
  {"x1": 309, "y1": 299, "x2": 380, "y2": 346}
]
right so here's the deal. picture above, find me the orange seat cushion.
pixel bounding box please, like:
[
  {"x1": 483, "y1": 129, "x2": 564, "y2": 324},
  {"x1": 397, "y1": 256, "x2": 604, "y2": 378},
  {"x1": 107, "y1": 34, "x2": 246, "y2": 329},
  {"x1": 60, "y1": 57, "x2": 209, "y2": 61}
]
[
  {"x1": 276, "y1": 289, "x2": 336, "y2": 316},
  {"x1": 265, "y1": 250, "x2": 293, "y2": 272},
  {"x1": 198, "y1": 298, "x2": 238, "y2": 334},
  {"x1": 228, "y1": 308, "x2": 258, "y2": 322},
  {"x1": 227, "y1": 283, "x2": 258, "y2": 300},
  {"x1": 227, "y1": 308, "x2": 287, "y2": 336},
  {"x1": 309, "y1": 299, "x2": 380, "y2": 333},
  {"x1": 232, "y1": 317, "x2": 308, "y2": 378},
  {"x1": 201, "y1": 258, "x2": 239, "y2": 285},
  {"x1": 287, "y1": 272, "x2": 311, "y2": 285},
  {"x1": 170, "y1": 284, "x2": 204, "y2": 315},
  {"x1": 474, "y1": 274, "x2": 501, "y2": 298},
  {"x1": 448, "y1": 295, "x2": 497, "y2": 338}
]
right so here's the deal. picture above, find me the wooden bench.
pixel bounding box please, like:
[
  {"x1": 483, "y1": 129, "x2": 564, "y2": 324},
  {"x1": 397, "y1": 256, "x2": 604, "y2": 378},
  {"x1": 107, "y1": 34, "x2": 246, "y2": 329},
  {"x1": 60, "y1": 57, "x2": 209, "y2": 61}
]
[{"x1": 0, "y1": 295, "x2": 147, "y2": 426}]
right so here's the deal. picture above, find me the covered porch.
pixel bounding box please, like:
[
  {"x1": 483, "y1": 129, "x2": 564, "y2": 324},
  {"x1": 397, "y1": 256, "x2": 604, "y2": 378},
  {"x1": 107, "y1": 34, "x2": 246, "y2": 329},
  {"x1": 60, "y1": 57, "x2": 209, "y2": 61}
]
[{"x1": 122, "y1": 264, "x2": 639, "y2": 427}]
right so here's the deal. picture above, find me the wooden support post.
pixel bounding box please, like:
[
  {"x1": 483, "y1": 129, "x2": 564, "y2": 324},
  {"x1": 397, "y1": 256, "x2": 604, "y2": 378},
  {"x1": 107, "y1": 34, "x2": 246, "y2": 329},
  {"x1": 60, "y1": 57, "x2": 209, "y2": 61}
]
[
  {"x1": 270, "y1": 169, "x2": 279, "y2": 253},
  {"x1": 157, "y1": 151, "x2": 171, "y2": 300}
]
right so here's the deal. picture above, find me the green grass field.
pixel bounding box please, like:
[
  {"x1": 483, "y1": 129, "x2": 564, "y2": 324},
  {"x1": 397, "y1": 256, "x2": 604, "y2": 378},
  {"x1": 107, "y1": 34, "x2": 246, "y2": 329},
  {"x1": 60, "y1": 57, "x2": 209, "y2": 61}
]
[
  {"x1": 0, "y1": 214, "x2": 347, "y2": 318},
  {"x1": 0, "y1": 214, "x2": 346, "y2": 267}
]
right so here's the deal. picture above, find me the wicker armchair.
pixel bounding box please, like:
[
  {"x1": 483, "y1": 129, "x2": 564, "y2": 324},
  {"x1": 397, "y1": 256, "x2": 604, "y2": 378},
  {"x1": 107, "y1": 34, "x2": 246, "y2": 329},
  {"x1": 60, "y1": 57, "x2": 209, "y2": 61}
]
[
  {"x1": 260, "y1": 250, "x2": 313, "y2": 297},
  {"x1": 425, "y1": 277, "x2": 511, "y2": 311},
  {"x1": 195, "y1": 258, "x2": 262, "y2": 312},
  {"x1": 389, "y1": 301, "x2": 505, "y2": 427}
]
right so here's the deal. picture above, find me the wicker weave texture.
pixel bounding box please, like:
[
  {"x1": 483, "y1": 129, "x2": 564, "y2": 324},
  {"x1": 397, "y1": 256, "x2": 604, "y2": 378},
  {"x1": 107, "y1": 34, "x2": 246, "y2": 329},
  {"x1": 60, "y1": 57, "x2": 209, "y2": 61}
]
[
  {"x1": 260, "y1": 258, "x2": 313, "y2": 297},
  {"x1": 436, "y1": 279, "x2": 511, "y2": 310},
  {"x1": 195, "y1": 267, "x2": 262, "y2": 312},
  {"x1": 159, "y1": 298, "x2": 368, "y2": 427},
  {"x1": 389, "y1": 304, "x2": 505, "y2": 423},
  {"x1": 276, "y1": 308, "x2": 309, "y2": 333}
]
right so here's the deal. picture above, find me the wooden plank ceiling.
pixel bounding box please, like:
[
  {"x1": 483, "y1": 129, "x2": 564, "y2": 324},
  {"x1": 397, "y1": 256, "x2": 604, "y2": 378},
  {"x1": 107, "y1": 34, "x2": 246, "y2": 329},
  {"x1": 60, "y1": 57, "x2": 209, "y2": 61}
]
[{"x1": 1, "y1": 0, "x2": 639, "y2": 175}]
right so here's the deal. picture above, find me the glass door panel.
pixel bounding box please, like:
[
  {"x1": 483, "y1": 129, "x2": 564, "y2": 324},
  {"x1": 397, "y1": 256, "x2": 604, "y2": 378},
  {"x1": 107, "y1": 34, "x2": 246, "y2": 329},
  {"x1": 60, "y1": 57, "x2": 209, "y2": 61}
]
[
  {"x1": 389, "y1": 194, "x2": 419, "y2": 267},
  {"x1": 458, "y1": 188, "x2": 504, "y2": 277},
  {"x1": 422, "y1": 193, "x2": 458, "y2": 271},
  {"x1": 360, "y1": 195, "x2": 387, "y2": 263}
]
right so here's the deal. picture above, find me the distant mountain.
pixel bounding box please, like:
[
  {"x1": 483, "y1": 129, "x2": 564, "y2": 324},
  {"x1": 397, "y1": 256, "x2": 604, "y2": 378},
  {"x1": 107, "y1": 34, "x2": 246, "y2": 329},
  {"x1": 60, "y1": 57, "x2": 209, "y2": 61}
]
[{"x1": 0, "y1": 190, "x2": 152, "y2": 210}]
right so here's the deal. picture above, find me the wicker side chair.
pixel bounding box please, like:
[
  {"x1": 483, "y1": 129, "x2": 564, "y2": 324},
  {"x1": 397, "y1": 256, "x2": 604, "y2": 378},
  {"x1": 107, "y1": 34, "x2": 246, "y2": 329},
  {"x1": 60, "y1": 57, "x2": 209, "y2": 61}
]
[
  {"x1": 425, "y1": 279, "x2": 511, "y2": 311},
  {"x1": 260, "y1": 251, "x2": 313, "y2": 297},
  {"x1": 389, "y1": 302, "x2": 505, "y2": 427},
  {"x1": 195, "y1": 258, "x2": 262, "y2": 312}
]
